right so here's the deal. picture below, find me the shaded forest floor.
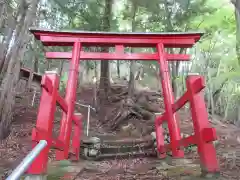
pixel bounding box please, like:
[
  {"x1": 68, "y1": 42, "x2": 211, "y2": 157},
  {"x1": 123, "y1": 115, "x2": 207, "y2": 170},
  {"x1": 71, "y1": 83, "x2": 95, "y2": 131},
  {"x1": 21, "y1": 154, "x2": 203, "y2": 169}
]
[{"x1": 0, "y1": 85, "x2": 240, "y2": 179}]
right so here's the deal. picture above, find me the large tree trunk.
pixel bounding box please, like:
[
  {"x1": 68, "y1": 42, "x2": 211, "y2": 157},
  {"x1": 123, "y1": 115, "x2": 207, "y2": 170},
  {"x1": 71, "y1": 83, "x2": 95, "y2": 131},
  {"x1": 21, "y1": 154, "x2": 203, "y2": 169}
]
[
  {"x1": 0, "y1": 0, "x2": 39, "y2": 139},
  {"x1": 0, "y1": 0, "x2": 28, "y2": 76},
  {"x1": 117, "y1": 60, "x2": 120, "y2": 78},
  {"x1": 128, "y1": 61, "x2": 135, "y2": 98},
  {"x1": 0, "y1": 25, "x2": 15, "y2": 74},
  {"x1": 0, "y1": 1, "x2": 18, "y2": 74},
  {"x1": 97, "y1": 0, "x2": 112, "y2": 115},
  {"x1": 0, "y1": 0, "x2": 6, "y2": 29},
  {"x1": 127, "y1": 0, "x2": 137, "y2": 99},
  {"x1": 232, "y1": 0, "x2": 240, "y2": 125}
]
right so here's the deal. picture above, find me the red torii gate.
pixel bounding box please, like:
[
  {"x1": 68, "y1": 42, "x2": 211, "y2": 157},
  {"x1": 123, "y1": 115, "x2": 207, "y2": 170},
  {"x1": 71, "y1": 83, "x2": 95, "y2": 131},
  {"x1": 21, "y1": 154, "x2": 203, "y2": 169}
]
[{"x1": 27, "y1": 28, "x2": 219, "y2": 175}]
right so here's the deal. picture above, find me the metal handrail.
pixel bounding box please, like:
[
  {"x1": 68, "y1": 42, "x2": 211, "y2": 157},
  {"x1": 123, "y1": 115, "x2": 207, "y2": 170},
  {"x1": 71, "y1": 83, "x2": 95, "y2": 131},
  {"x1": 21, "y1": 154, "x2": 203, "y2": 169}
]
[
  {"x1": 75, "y1": 102, "x2": 96, "y2": 136},
  {"x1": 6, "y1": 140, "x2": 48, "y2": 180}
]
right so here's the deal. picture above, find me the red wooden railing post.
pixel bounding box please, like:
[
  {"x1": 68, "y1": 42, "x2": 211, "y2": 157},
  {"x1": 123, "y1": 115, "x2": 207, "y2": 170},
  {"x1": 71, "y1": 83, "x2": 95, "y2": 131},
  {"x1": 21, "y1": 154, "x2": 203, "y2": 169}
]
[
  {"x1": 56, "y1": 42, "x2": 82, "y2": 160},
  {"x1": 155, "y1": 113, "x2": 166, "y2": 158},
  {"x1": 156, "y1": 43, "x2": 184, "y2": 158},
  {"x1": 27, "y1": 72, "x2": 59, "y2": 174},
  {"x1": 71, "y1": 113, "x2": 82, "y2": 161},
  {"x1": 186, "y1": 75, "x2": 219, "y2": 172}
]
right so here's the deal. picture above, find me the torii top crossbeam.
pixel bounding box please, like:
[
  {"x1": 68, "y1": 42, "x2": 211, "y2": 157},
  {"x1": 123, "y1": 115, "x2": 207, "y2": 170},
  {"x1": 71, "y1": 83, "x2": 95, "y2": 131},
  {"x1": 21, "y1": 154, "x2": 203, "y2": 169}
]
[
  {"x1": 30, "y1": 28, "x2": 203, "y2": 47},
  {"x1": 29, "y1": 28, "x2": 203, "y2": 61}
]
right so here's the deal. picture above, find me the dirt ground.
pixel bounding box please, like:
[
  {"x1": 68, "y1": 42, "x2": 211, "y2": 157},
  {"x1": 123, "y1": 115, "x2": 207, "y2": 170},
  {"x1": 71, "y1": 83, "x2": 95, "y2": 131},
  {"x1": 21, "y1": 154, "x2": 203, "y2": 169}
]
[{"x1": 0, "y1": 86, "x2": 240, "y2": 179}]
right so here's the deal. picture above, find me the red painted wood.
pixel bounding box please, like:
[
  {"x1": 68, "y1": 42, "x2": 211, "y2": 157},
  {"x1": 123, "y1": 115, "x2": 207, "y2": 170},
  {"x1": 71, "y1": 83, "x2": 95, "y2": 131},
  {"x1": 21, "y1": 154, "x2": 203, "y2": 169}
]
[
  {"x1": 27, "y1": 73, "x2": 59, "y2": 174},
  {"x1": 29, "y1": 28, "x2": 202, "y2": 45},
  {"x1": 155, "y1": 114, "x2": 166, "y2": 158},
  {"x1": 190, "y1": 76, "x2": 206, "y2": 93},
  {"x1": 56, "y1": 93, "x2": 68, "y2": 112},
  {"x1": 30, "y1": 28, "x2": 202, "y2": 36},
  {"x1": 45, "y1": 51, "x2": 190, "y2": 61},
  {"x1": 41, "y1": 75, "x2": 53, "y2": 93},
  {"x1": 39, "y1": 35, "x2": 196, "y2": 48},
  {"x1": 31, "y1": 128, "x2": 65, "y2": 150},
  {"x1": 157, "y1": 43, "x2": 184, "y2": 158},
  {"x1": 155, "y1": 114, "x2": 166, "y2": 125},
  {"x1": 56, "y1": 93, "x2": 81, "y2": 126},
  {"x1": 56, "y1": 42, "x2": 82, "y2": 160},
  {"x1": 72, "y1": 114, "x2": 82, "y2": 161},
  {"x1": 155, "y1": 77, "x2": 206, "y2": 118},
  {"x1": 155, "y1": 91, "x2": 189, "y2": 125},
  {"x1": 172, "y1": 91, "x2": 189, "y2": 112},
  {"x1": 201, "y1": 128, "x2": 217, "y2": 142},
  {"x1": 161, "y1": 135, "x2": 195, "y2": 153},
  {"x1": 186, "y1": 75, "x2": 219, "y2": 172}
]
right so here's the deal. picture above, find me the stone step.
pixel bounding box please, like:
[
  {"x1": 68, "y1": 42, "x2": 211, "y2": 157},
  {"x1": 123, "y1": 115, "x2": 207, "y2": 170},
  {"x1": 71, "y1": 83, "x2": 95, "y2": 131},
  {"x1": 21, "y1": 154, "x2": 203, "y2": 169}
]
[
  {"x1": 81, "y1": 149, "x2": 157, "y2": 161},
  {"x1": 101, "y1": 145, "x2": 153, "y2": 154},
  {"x1": 81, "y1": 137, "x2": 153, "y2": 146}
]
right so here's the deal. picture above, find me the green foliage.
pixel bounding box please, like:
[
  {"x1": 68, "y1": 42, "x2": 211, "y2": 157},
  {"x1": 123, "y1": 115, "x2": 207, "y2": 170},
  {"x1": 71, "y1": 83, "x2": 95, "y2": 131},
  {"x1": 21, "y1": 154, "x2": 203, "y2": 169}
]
[
  {"x1": 192, "y1": 5, "x2": 235, "y2": 33},
  {"x1": 188, "y1": 0, "x2": 240, "y2": 123}
]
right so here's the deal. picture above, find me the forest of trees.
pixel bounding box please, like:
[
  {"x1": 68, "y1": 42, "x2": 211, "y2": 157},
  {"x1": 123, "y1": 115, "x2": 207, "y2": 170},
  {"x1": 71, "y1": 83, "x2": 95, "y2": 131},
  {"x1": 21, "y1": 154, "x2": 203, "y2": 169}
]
[{"x1": 0, "y1": 0, "x2": 239, "y2": 140}]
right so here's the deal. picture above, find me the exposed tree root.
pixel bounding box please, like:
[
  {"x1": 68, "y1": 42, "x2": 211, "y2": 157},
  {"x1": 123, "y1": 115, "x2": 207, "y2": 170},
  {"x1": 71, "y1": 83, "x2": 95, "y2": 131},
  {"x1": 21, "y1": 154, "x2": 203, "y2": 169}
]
[{"x1": 102, "y1": 85, "x2": 164, "y2": 131}]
